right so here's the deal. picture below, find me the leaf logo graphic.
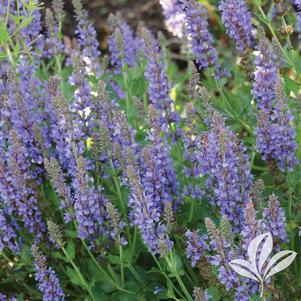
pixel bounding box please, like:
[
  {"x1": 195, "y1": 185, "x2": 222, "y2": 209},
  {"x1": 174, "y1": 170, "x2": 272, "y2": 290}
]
[{"x1": 229, "y1": 232, "x2": 297, "y2": 297}]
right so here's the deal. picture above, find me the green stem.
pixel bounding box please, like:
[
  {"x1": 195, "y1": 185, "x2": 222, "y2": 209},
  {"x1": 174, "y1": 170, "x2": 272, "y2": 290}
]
[
  {"x1": 4, "y1": 0, "x2": 11, "y2": 27},
  {"x1": 107, "y1": 262, "x2": 120, "y2": 285},
  {"x1": 183, "y1": 260, "x2": 196, "y2": 286},
  {"x1": 250, "y1": 151, "x2": 256, "y2": 169},
  {"x1": 3, "y1": 45, "x2": 14, "y2": 65},
  {"x1": 108, "y1": 154, "x2": 132, "y2": 247},
  {"x1": 176, "y1": 237, "x2": 199, "y2": 285},
  {"x1": 1, "y1": 252, "x2": 11, "y2": 264},
  {"x1": 286, "y1": 172, "x2": 299, "y2": 278},
  {"x1": 95, "y1": 161, "x2": 100, "y2": 189},
  {"x1": 61, "y1": 246, "x2": 96, "y2": 301},
  {"x1": 109, "y1": 159, "x2": 126, "y2": 214},
  {"x1": 172, "y1": 132, "x2": 197, "y2": 223},
  {"x1": 126, "y1": 262, "x2": 146, "y2": 288},
  {"x1": 188, "y1": 201, "x2": 195, "y2": 222},
  {"x1": 215, "y1": 79, "x2": 252, "y2": 134},
  {"x1": 251, "y1": 165, "x2": 267, "y2": 172},
  {"x1": 79, "y1": 235, "x2": 121, "y2": 289},
  {"x1": 55, "y1": 55, "x2": 62, "y2": 76},
  {"x1": 119, "y1": 245, "x2": 125, "y2": 288},
  {"x1": 281, "y1": 16, "x2": 293, "y2": 49},
  {"x1": 143, "y1": 92, "x2": 148, "y2": 114},
  {"x1": 130, "y1": 226, "x2": 138, "y2": 261},
  {"x1": 167, "y1": 252, "x2": 193, "y2": 301},
  {"x1": 164, "y1": 108, "x2": 195, "y2": 223},
  {"x1": 82, "y1": 239, "x2": 135, "y2": 294},
  {"x1": 72, "y1": 196, "x2": 135, "y2": 294},
  {"x1": 175, "y1": 273, "x2": 193, "y2": 301},
  {"x1": 257, "y1": 5, "x2": 301, "y2": 83},
  {"x1": 152, "y1": 255, "x2": 184, "y2": 298},
  {"x1": 121, "y1": 59, "x2": 131, "y2": 115},
  {"x1": 55, "y1": 55, "x2": 65, "y2": 92},
  {"x1": 168, "y1": 121, "x2": 195, "y2": 224},
  {"x1": 287, "y1": 172, "x2": 294, "y2": 250}
]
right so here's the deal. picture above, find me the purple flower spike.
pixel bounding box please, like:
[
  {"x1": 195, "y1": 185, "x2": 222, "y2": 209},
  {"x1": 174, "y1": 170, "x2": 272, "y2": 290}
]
[
  {"x1": 0, "y1": 131, "x2": 45, "y2": 238},
  {"x1": 72, "y1": 0, "x2": 101, "y2": 75},
  {"x1": 185, "y1": 229, "x2": 208, "y2": 267},
  {"x1": 241, "y1": 201, "x2": 261, "y2": 251},
  {"x1": 73, "y1": 156, "x2": 107, "y2": 244},
  {"x1": 253, "y1": 37, "x2": 278, "y2": 111},
  {"x1": 0, "y1": 209, "x2": 21, "y2": 253},
  {"x1": 255, "y1": 80, "x2": 298, "y2": 172},
  {"x1": 32, "y1": 245, "x2": 65, "y2": 301},
  {"x1": 141, "y1": 28, "x2": 181, "y2": 137},
  {"x1": 197, "y1": 112, "x2": 253, "y2": 228},
  {"x1": 179, "y1": 0, "x2": 218, "y2": 69},
  {"x1": 262, "y1": 194, "x2": 288, "y2": 244},
  {"x1": 219, "y1": 0, "x2": 253, "y2": 53},
  {"x1": 108, "y1": 14, "x2": 141, "y2": 73},
  {"x1": 125, "y1": 142, "x2": 176, "y2": 256}
]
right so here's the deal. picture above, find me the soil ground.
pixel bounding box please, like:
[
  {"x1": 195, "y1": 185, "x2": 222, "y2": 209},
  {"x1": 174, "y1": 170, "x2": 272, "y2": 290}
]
[{"x1": 43, "y1": 0, "x2": 165, "y2": 53}]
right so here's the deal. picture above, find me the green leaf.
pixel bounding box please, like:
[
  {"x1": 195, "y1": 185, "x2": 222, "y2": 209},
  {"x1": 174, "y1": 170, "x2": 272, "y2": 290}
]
[
  {"x1": 52, "y1": 251, "x2": 70, "y2": 263},
  {"x1": 92, "y1": 280, "x2": 115, "y2": 296},
  {"x1": 284, "y1": 76, "x2": 299, "y2": 94},
  {"x1": 172, "y1": 252, "x2": 183, "y2": 272},
  {"x1": 9, "y1": 14, "x2": 23, "y2": 25},
  {"x1": 131, "y1": 77, "x2": 147, "y2": 97},
  {"x1": 20, "y1": 16, "x2": 33, "y2": 29},
  {"x1": 20, "y1": 245, "x2": 31, "y2": 264},
  {"x1": 107, "y1": 254, "x2": 120, "y2": 265},
  {"x1": 65, "y1": 266, "x2": 84, "y2": 288},
  {"x1": 207, "y1": 287, "x2": 222, "y2": 301},
  {"x1": 66, "y1": 241, "x2": 75, "y2": 261},
  {"x1": 17, "y1": 295, "x2": 25, "y2": 301},
  {"x1": 166, "y1": 282, "x2": 177, "y2": 299},
  {"x1": 0, "y1": 23, "x2": 8, "y2": 43},
  {"x1": 42, "y1": 182, "x2": 60, "y2": 208},
  {"x1": 121, "y1": 247, "x2": 132, "y2": 263},
  {"x1": 253, "y1": 0, "x2": 262, "y2": 5},
  {"x1": 0, "y1": 52, "x2": 7, "y2": 60},
  {"x1": 254, "y1": 12, "x2": 270, "y2": 25},
  {"x1": 64, "y1": 229, "x2": 78, "y2": 239},
  {"x1": 111, "y1": 290, "x2": 141, "y2": 301},
  {"x1": 167, "y1": 252, "x2": 184, "y2": 277},
  {"x1": 291, "y1": 50, "x2": 301, "y2": 75}
]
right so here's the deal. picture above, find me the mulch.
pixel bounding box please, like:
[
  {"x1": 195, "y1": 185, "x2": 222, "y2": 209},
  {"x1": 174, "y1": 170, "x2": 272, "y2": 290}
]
[{"x1": 43, "y1": 0, "x2": 166, "y2": 53}]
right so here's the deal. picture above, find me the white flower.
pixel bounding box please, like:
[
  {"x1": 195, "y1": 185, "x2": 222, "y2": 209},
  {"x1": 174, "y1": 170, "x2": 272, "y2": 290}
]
[{"x1": 229, "y1": 232, "x2": 297, "y2": 297}]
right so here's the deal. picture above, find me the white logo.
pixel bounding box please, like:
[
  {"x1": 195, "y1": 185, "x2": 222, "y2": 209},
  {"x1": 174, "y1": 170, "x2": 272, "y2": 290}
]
[{"x1": 229, "y1": 232, "x2": 297, "y2": 297}]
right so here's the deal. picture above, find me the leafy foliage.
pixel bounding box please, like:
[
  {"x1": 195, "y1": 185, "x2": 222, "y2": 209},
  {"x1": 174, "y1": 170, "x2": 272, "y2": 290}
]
[{"x1": 1, "y1": 0, "x2": 301, "y2": 301}]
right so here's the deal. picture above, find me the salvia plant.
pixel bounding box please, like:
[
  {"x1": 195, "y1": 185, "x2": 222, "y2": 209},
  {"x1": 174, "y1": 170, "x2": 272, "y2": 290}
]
[{"x1": 1, "y1": 0, "x2": 301, "y2": 300}]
